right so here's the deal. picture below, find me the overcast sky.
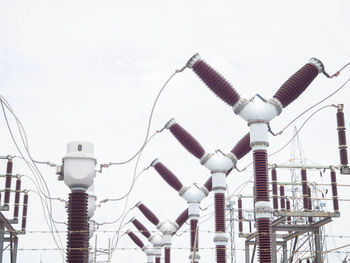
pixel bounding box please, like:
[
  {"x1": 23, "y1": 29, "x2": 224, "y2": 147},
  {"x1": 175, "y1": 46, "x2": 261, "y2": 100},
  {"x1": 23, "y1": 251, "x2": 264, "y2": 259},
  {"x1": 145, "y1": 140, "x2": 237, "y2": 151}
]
[{"x1": 1, "y1": 0, "x2": 350, "y2": 262}]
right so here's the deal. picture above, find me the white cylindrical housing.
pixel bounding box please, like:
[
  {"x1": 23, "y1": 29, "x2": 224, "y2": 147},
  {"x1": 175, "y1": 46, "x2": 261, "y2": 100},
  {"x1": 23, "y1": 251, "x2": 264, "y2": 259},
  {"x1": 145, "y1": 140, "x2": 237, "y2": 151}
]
[
  {"x1": 249, "y1": 123, "x2": 269, "y2": 145},
  {"x1": 188, "y1": 203, "x2": 200, "y2": 219},
  {"x1": 213, "y1": 232, "x2": 228, "y2": 246},
  {"x1": 88, "y1": 251, "x2": 94, "y2": 263},
  {"x1": 212, "y1": 172, "x2": 226, "y2": 192},
  {"x1": 89, "y1": 220, "x2": 95, "y2": 239},
  {"x1": 162, "y1": 234, "x2": 172, "y2": 247},
  {"x1": 87, "y1": 186, "x2": 97, "y2": 218},
  {"x1": 63, "y1": 141, "x2": 97, "y2": 189},
  {"x1": 255, "y1": 201, "x2": 272, "y2": 219}
]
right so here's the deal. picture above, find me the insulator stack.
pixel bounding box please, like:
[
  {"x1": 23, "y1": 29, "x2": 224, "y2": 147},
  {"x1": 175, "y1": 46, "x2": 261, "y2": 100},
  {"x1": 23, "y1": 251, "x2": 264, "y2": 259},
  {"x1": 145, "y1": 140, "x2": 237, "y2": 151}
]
[
  {"x1": 175, "y1": 208, "x2": 188, "y2": 229},
  {"x1": 271, "y1": 168, "x2": 278, "y2": 211},
  {"x1": 190, "y1": 219, "x2": 199, "y2": 253},
  {"x1": 216, "y1": 246, "x2": 226, "y2": 263},
  {"x1": 4, "y1": 158, "x2": 13, "y2": 206},
  {"x1": 301, "y1": 169, "x2": 309, "y2": 211},
  {"x1": 132, "y1": 218, "x2": 151, "y2": 239},
  {"x1": 231, "y1": 132, "x2": 251, "y2": 160},
  {"x1": 21, "y1": 192, "x2": 28, "y2": 232},
  {"x1": 155, "y1": 257, "x2": 160, "y2": 263},
  {"x1": 306, "y1": 259, "x2": 310, "y2": 263},
  {"x1": 168, "y1": 121, "x2": 205, "y2": 160},
  {"x1": 273, "y1": 60, "x2": 320, "y2": 108},
  {"x1": 204, "y1": 177, "x2": 212, "y2": 192},
  {"x1": 137, "y1": 202, "x2": 160, "y2": 226},
  {"x1": 127, "y1": 231, "x2": 145, "y2": 249},
  {"x1": 330, "y1": 169, "x2": 339, "y2": 211},
  {"x1": 286, "y1": 199, "x2": 291, "y2": 224},
  {"x1": 152, "y1": 161, "x2": 183, "y2": 192},
  {"x1": 13, "y1": 177, "x2": 21, "y2": 219},
  {"x1": 165, "y1": 247, "x2": 170, "y2": 263},
  {"x1": 214, "y1": 193, "x2": 226, "y2": 263},
  {"x1": 66, "y1": 191, "x2": 89, "y2": 263},
  {"x1": 253, "y1": 150, "x2": 272, "y2": 263},
  {"x1": 238, "y1": 197, "x2": 243, "y2": 233},
  {"x1": 187, "y1": 54, "x2": 241, "y2": 107},
  {"x1": 307, "y1": 187, "x2": 313, "y2": 224},
  {"x1": 336, "y1": 105, "x2": 349, "y2": 167},
  {"x1": 280, "y1": 185, "x2": 286, "y2": 211}
]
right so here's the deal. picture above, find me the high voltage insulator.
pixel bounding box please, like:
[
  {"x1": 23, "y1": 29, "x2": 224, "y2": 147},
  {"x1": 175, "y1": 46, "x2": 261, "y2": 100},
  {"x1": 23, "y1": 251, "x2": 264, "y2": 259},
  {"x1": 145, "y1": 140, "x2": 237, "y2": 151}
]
[
  {"x1": 238, "y1": 197, "x2": 243, "y2": 234},
  {"x1": 4, "y1": 157, "x2": 13, "y2": 208},
  {"x1": 13, "y1": 176, "x2": 21, "y2": 220},
  {"x1": 280, "y1": 185, "x2": 286, "y2": 211},
  {"x1": 286, "y1": 199, "x2": 291, "y2": 224},
  {"x1": 307, "y1": 187, "x2": 313, "y2": 224},
  {"x1": 336, "y1": 104, "x2": 350, "y2": 174},
  {"x1": 331, "y1": 169, "x2": 339, "y2": 212},
  {"x1": 151, "y1": 160, "x2": 183, "y2": 192},
  {"x1": 175, "y1": 208, "x2": 189, "y2": 229},
  {"x1": 21, "y1": 191, "x2": 28, "y2": 232},
  {"x1": 271, "y1": 167, "x2": 278, "y2": 211},
  {"x1": 301, "y1": 168, "x2": 309, "y2": 211},
  {"x1": 127, "y1": 230, "x2": 154, "y2": 263}
]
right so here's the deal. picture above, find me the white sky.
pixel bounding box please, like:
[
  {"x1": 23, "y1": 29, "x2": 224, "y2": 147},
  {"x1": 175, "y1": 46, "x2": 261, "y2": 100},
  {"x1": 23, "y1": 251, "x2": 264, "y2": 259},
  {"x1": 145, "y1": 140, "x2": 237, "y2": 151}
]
[{"x1": 1, "y1": 0, "x2": 350, "y2": 262}]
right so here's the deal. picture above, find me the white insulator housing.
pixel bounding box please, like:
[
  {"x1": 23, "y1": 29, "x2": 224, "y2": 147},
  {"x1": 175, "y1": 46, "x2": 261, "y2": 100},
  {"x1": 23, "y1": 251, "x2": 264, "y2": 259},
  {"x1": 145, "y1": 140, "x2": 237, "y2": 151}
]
[
  {"x1": 186, "y1": 53, "x2": 201, "y2": 69},
  {"x1": 149, "y1": 233, "x2": 163, "y2": 247},
  {"x1": 239, "y1": 101, "x2": 280, "y2": 123},
  {"x1": 188, "y1": 203, "x2": 200, "y2": 219},
  {"x1": 153, "y1": 246, "x2": 162, "y2": 257},
  {"x1": 180, "y1": 184, "x2": 208, "y2": 203},
  {"x1": 158, "y1": 220, "x2": 178, "y2": 235},
  {"x1": 63, "y1": 141, "x2": 97, "y2": 189},
  {"x1": 87, "y1": 186, "x2": 97, "y2": 219},
  {"x1": 89, "y1": 220, "x2": 95, "y2": 239},
  {"x1": 249, "y1": 123, "x2": 269, "y2": 150},
  {"x1": 255, "y1": 201, "x2": 272, "y2": 219},
  {"x1": 213, "y1": 232, "x2": 228, "y2": 246},
  {"x1": 189, "y1": 251, "x2": 200, "y2": 261},
  {"x1": 202, "y1": 151, "x2": 235, "y2": 173},
  {"x1": 161, "y1": 234, "x2": 172, "y2": 247},
  {"x1": 88, "y1": 251, "x2": 94, "y2": 263},
  {"x1": 212, "y1": 172, "x2": 226, "y2": 193},
  {"x1": 143, "y1": 246, "x2": 154, "y2": 263}
]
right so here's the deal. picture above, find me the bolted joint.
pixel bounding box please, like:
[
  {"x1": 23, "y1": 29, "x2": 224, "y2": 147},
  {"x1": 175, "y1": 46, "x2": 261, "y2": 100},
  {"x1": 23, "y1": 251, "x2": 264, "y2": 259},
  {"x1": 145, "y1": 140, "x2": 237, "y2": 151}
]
[
  {"x1": 232, "y1": 98, "x2": 249, "y2": 115},
  {"x1": 255, "y1": 201, "x2": 272, "y2": 219},
  {"x1": 165, "y1": 118, "x2": 176, "y2": 129},
  {"x1": 213, "y1": 232, "x2": 228, "y2": 246},
  {"x1": 200, "y1": 153, "x2": 212, "y2": 165},
  {"x1": 309, "y1": 57, "x2": 324, "y2": 73},
  {"x1": 266, "y1": 98, "x2": 283, "y2": 116},
  {"x1": 189, "y1": 251, "x2": 200, "y2": 261},
  {"x1": 186, "y1": 53, "x2": 201, "y2": 69}
]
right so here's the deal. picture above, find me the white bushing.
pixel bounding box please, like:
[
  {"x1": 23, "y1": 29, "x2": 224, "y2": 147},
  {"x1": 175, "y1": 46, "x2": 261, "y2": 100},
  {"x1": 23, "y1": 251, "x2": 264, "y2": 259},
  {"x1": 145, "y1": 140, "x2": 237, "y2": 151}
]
[
  {"x1": 87, "y1": 186, "x2": 97, "y2": 218},
  {"x1": 63, "y1": 141, "x2": 97, "y2": 189}
]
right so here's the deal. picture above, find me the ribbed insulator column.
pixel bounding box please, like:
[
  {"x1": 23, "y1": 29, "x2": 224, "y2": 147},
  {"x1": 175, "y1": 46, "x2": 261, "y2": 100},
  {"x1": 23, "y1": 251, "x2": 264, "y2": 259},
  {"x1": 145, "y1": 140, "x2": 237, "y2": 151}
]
[
  {"x1": 127, "y1": 231, "x2": 144, "y2": 249},
  {"x1": 301, "y1": 169, "x2": 309, "y2": 211},
  {"x1": 188, "y1": 55, "x2": 241, "y2": 107},
  {"x1": 152, "y1": 161, "x2": 183, "y2": 192},
  {"x1": 271, "y1": 168, "x2": 278, "y2": 211},
  {"x1": 137, "y1": 202, "x2": 160, "y2": 226},
  {"x1": 330, "y1": 170, "x2": 339, "y2": 212},
  {"x1": 336, "y1": 105, "x2": 348, "y2": 167},
  {"x1": 286, "y1": 199, "x2": 291, "y2": 224},
  {"x1": 13, "y1": 177, "x2": 21, "y2": 219},
  {"x1": 231, "y1": 132, "x2": 251, "y2": 160},
  {"x1": 4, "y1": 158, "x2": 13, "y2": 206},
  {"x1": 307, "y1": 187, "x2": 313, "y2": 224},
  {"x1": 132, "y1": 219, "x2": 151, "y2": 239},
  {"x1": 273, "y1": 61, "x2": 320, "y2": 108},
  {"x1": 66, "y1": 191, "x2": 89, "y2": 263},
  {"x1": 214, "y1": 193, "x2": 226, "y2": 263},
  {"x1": 253, "y1": 150, "x2": 271, "y2": 263},
  {"x1": 175, "y1": 208, "x2": 188, "y2": 229},
  {"x1": 155, "y1": 257, "x2": 160, "y2": 263},
  {"x1": 165, "y1": 247, "x2": 170, "y2": 263},
  {"x1": 190, "y1": 219, "x2": 199, "y2": 263},
  {"x1": 280, "y1": 185, "x2": 286, "y2": 211},
  {"x1": 21, "y1": 192, "x2": 28, "y2": 232},
  {"x1": 204, "y1": 177, "x2": 212, "y2": 192},
  {"x1": 238, "y1": 197, "x2": 243, "y2": 233}
]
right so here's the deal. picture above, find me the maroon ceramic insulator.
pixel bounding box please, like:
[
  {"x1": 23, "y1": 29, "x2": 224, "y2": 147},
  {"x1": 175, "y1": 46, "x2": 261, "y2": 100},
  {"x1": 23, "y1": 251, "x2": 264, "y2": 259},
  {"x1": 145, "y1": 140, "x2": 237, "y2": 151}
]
[
  {"x1": 168, "y1": 122, "x2": 206, "y2": 160},
  {"x1": 165, "y1": 247, "x2": 170, "y2": 263},
  {"x1": 301, "y1": 169, "x2": 308, "y2": 211},
  {"x1": 21, "y1": 192, "x2": 28, "y2": 232},
  {"x1": 307, "y1": 187, "x2": 313, "y2": 224},
  {"x1": 137, "y1": 202, "x2": 160, "y2": 226},
  {"x1": 330, "y1": 170, "x2": 339, "y2": 211},
  {"x1": 256, "y1": 218, "x2": 272, "y2": 263},
  {"x1": 204, "y1": 177, "x2": 212, "y2": 192},
  {"x1": 215, "y1": 193, "x2": 225, "y2": 233},
  {"x1": 216, "y1": 245, "x2": 226, "y2": 263},
  {"x1": 253, "y1": 150, "x2": 269, "y2": 202},
  {"x1": 155, "y1": 257, "x2": 161, "y2": 263},
  {"x1": 280, "y1": 185, "x2": 286, "y2": 211},
  {"x1": 191, "y1": 59, "x2": 241, "y2": 107},
  {"x1": 238, "y1": 197, "x2": 243, "y2": 233},
  {"x1": 271, "y1": 168, "x2": 278, "y2": 211},
  {"x1": 175, "y1": 208, "x2": 188, "y2": 229},
  {"x1": 132, "y1": 218, "x2": 151, "y2": 239},
  {"x1": 273, "y1": 62, "x2": 319, "y2": 108},
  {"x1": 190, "y1": 219, "x2": 199, "y2": 252},
  {"x1": 66, "y1": 191, "x2": 89, "y2": 263},
  {"x1": 306, "y1": 260, "x2": 310, "y2": 263},
  {"x1": 13, "y1": 177, "x2": 21, "y2": 219},
  {"x1": 4, "y1": 159, "x2": 13, "y2": 206},
  {"x1": 231, "y1": 133, "x2": 251, "y2": 160},
  {"x1": 286, "y1": 200, "x2": 291, "y2": 224},
  {"x1": 337, "y1": 108, "x2": 348, "y2": 166},
  {"x1": 127, "y1": 231, "x2": 145, "y2": 249},
  {"x1": 153, "y1": 162, "x2": 183, "y2": 192}
]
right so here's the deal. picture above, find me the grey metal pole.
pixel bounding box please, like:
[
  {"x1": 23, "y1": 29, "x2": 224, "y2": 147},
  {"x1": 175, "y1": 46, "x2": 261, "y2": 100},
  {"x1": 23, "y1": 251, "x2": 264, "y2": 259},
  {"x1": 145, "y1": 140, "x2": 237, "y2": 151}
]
[
  {"x1": 13, "y1": 237, "x2": 18, "y2": 263},
  {"x1": 0, "y1": 222, "x2": 4, "y2": 263},
  {"x1": 245, "y1": 241, "x2": 250, "y2": 263},
  {"x1": 94, "y1": 235, "x2": 97, "y2": 263},
  {"x1": 314, "y1": 228, "x2": 322, "y2": 263},
  {"x1": 282, "y1": 242, "x2": 287, "y2": 263},
  {"x1": 272, "y1": 229, "x2": 277, "y2": 263}
]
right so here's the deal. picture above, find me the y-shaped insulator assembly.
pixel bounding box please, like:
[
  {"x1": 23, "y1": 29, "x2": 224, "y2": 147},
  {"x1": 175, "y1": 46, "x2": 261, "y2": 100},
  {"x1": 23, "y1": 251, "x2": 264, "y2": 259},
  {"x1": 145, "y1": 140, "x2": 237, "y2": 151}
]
[
  {"x1": 187, "y1": 54, "x2": 241, "y2": 107},
  {"x1": 336, "y1": 104, "x2": 349, "y2": 173},
  {"x1": 271, "y1": 167, "x2": 278, "y2": 211},
  {"x1": 13, "y1": 176, "x2": 21, "y2": 220},
  {"x1": 137, "y1": 202, "x2": 160, "y2": 226},
  {"x1": 4, "y1": 157, "x2": 13, "y2": 207},
  {"x1": 151, "y1": 159, "x2": 183, "y2": 192},
  {"x1": 330, "y1": 169, "x2": 339, "y2": 212},
  {"x1": 127, "y1": 230, "x2": 154, "y2": 263},
  {"x1": 273, "y1": 58, "x2": 323, "y2": 108}
]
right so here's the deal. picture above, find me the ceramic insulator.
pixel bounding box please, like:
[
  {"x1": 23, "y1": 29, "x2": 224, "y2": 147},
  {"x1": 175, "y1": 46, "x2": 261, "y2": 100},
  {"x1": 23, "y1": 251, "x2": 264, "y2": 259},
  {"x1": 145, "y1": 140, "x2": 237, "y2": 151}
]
[
  {"x1": 238, "y1": 197, "x2": 243, "y2": 233},
  {"x1": 153, "y1": 162, "x2": 183, "y2": 192},
  {"x1": 273, "y1": 62, "x2": 319, "y2": 108},
  {"x1": 66, "y1": 191, "x2": 89, "y2": 263},
  {"x1": 256, "y1": 218, "x2": 272, "y2": 263},
  {"x1": 216, "y1": 245, "x2": 226, "y2": 263},
  {"x1": 191, "y1": 58, "x2": 240, "y2": 107},
  {"x1": 271, "y1": 168, "x2": 278, "y2": 211},
  {"x1": 165, "y1": 247, "x2": 170, "y2": 263},
  {"x1": 231, "y1": 132, "x2": 251, "y2": 160},
  {"x1": 4, "y1": 159, "x2": 13, "y2": 206},
  {"x1": 190, "y1": 219, "x2": 199, "y2": 253},
  {"x1": 175, "y1": 208, "x2": 188, "y2": 229},
  {"x1": 286, "y1": 200, "x2": 291, "y2": 224},
  {"x1": 280, "y1": 185, "x2": 286, "y2": 211},
  {"x1": 13, "y1": 177, "x2": 21, "y2": 219},
  {"x1": 204, "y1": 177, "x2": 212, "y2": 192},
  {"x1": 308, "y1": 187, "x2": 313, "y2": 224},
  {"x1": 127, "y1": 231, "x2": 144, "y2": 249},
  {"x1": 168, "y1": 122, "x2": 206, "y2": 160},
  {"x1": 155, "y1": 257, "x2": 160, "y2": 263},
  {"x1": 331, "y1": 170, "x2": 339, "y2": 211},
  {"x1": 301, "y1": 169, "x2": 309, "y2": 211},
  {"x1": 337, "y1": 107, "x2": 348, "y2": 166},
  {"x1": 132, "y1": 219, "x2": 151, "y2": 239},
  {"x1": 253, "y1": 150, "x2": 269, "y2": 202},
  {"x1": 215, "y1": 193, "x2": 225, "y2": 233},
  {"x1": 21, "y1": 192, "x2": 28, "y2": 232},
  {"x1": 137, "y1": 203, "x2": 160, "y2": 226}
]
